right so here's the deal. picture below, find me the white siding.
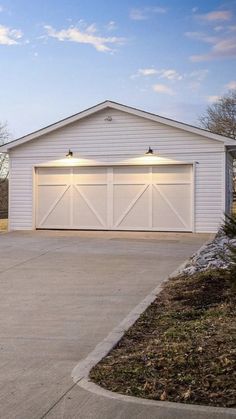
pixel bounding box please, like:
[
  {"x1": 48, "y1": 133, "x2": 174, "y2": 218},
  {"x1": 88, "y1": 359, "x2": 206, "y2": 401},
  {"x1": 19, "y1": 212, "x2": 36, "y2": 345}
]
[{"x1": 9, "y1": 108, "x2": 225, "y2": 232}]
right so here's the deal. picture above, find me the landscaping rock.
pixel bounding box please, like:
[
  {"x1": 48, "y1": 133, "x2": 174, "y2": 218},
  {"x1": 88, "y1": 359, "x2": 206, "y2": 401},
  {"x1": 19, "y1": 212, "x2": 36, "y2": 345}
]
[{"x1": 181, "y1": 231, "x2": 235, "y2": 275}]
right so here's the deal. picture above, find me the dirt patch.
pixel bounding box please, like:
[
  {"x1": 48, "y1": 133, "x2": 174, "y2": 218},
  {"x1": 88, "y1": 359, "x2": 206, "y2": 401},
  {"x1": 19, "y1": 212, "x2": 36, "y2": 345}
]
[{"x1": 90, "y1": 269, "x2": 236, "y2": 408}]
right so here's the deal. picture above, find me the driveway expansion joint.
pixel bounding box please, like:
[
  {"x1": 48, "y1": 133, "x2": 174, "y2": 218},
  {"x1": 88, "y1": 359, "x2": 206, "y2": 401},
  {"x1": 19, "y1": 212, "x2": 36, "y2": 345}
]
[
  {"x1": 39, "y1": 378, "x2": 83, "y2": 419},
  {"x1": 0, "y1": 243, "x2": 70, "y2": 275}
]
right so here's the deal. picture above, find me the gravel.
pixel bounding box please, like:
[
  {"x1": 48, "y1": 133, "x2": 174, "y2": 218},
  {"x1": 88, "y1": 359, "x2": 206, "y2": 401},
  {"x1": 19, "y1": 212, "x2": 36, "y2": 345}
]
[{"x1": 181, "y1": 230, "x2": 236, "y2": 275}]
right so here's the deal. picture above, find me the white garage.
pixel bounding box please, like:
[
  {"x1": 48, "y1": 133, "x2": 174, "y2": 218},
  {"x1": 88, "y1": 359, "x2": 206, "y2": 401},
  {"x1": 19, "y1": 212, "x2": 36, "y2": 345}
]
[
  {"x1": 0, "y1": 100, "x2": 235, "y2": 233},
  {"x1": 36, "y1": 165, "x2": 192, "y2": 231}
]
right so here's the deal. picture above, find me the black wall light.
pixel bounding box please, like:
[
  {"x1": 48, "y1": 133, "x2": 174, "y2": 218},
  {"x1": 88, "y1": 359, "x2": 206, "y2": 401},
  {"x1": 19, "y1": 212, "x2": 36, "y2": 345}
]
[
  {"x1": 145, "y1": 146, "x2": 154, "y2": 155},
  {"x1": 66, "y1": 149, "x2": 73, "y2": 158}
]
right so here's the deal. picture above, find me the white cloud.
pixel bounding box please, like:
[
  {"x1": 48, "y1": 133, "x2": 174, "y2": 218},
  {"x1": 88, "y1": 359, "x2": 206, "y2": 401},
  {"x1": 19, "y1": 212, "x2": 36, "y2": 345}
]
[
  {"x1": 198, "y1": 10, "x2": 232, "y2": 22},
  {"x1": 0, "y1": 24, "x2": 22, "y2": 45},
  {"x1": 153, "y1": 84, "x2": 174, "y2": 95},
  {"x1": 214, "y1": 25, "x2": 224, "y2": 31},
  {"x1": 187, "y1": 70, "x2": 209, "y2": 90},
  {"x1": 186, "y1": 21, "x2": 236, "y2": 62},
  {"x1": 130, "y1": 8, "x2": 147, "y2": 20},
  {"x1": 130, "y1": 6, "x2": 167, "y2": 20},
  {"x1": 44, "y1": 24, "x2": 125, "y2": 52},
  {"x1": 159, "y1": 69, "x2": 182, "y2": 80},
  {"x1": 225, "y1": 80, "x2": 236, "y2": 90},
  {"x1": 190, "y1": 36, "x2": 236, "y2": 61},
  {"x1": 189, "y1": 69, "x2": 209, "y2": 81},
  {"x1": 133, "y1": 68, "x2": 182, "y2": 80},
  {"x1": 138, "y1": 68, "x2": 158, "y2": 76},
  {"x1": 106, "y1": 21, "x2": 117, "y2": 31},
  {"x1": 85, "y1": 23, "x2": 97, "y2": 34},
  {"x1": 132, "y1": 67, "x2": 208, "y2": 92},
  {"x1": 185, "y1": 31, "x2": 217, "y2": 43},
  {"x1": 152, "y1": 6, "x2": 167, "y2": 14},
  {"x1": 207, "y1": 95, "x2": 220, "y2": 103}
]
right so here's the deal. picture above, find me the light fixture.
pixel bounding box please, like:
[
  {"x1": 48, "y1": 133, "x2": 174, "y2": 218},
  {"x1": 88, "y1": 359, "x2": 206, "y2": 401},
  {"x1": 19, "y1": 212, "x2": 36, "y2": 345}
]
[
  {"x1": 66, "y1": 149, "x2": 73, "y2": 158},
  {"x1": 145, "y1": 146, "x2": 154, "y2": 155},
  {"x1": 104, "y1": 115, "x2": 112, "y2": 121}
]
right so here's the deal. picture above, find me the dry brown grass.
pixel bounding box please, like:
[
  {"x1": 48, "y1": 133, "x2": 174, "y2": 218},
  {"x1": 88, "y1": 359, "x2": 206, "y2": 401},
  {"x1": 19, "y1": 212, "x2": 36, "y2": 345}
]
[
  {"x1": 0, "y1": 219, "x2": 8, "y2": 230},
  {"x1": 233, "y1": 201, "x2": 236, "y2": 215},
  {"x1": 90, "y1": 269, "x2": 236, "y2": 408}
]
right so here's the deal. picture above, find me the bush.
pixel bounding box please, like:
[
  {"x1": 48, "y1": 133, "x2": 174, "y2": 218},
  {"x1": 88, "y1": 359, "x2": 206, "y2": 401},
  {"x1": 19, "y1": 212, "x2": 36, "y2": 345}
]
[
  {"x1": 227, "y1": 245, "x2": 236, "y2": 286},
  {"x1": 0, "y1": 178, "x2": 8, "y2": 218},
  {"x1": 222, "y1": 213, "x2": 236, "y2": 238},
  {"x1": 221, "y1": 213, "x2": 236, "y2": 286}
]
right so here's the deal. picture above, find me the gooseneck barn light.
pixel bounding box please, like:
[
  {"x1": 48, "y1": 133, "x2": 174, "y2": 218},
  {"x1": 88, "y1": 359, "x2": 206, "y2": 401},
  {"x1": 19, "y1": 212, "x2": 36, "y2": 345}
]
[
  {"x1": 145, "y1": 146, "x2": 154, "y2": 155},
  {"x1": 66, "y1": 149, "x2": 73, "y2": 158}
]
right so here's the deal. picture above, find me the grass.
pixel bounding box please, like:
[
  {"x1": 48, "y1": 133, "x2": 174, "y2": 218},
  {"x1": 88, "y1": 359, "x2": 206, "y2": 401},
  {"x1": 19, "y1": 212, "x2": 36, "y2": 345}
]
[
  {"x1": 0, "y1": 219, "x2": 8, "y2": 230},
  {"x1": 90, "y1": 269, "x2": 236, "y2": 408},
  {"x1": 233, "y1": 201, "x2": 236, "y2": 215}
]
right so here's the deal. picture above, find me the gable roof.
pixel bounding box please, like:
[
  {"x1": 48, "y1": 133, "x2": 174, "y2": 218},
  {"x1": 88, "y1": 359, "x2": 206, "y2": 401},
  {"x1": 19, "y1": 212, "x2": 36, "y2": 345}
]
[{"x1": 0, "y1": 100, "x2": 236, "y2": 152}]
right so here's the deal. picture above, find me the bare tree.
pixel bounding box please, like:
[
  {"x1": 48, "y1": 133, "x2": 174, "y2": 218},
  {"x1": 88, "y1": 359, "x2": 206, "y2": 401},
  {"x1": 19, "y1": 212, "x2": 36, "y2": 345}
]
[
  {"x1": 0, "y1": 123, "x2": 9, "y2": 181},
  {"x1": 199, "y1": 90, "x2": 236, "y2": 139}
]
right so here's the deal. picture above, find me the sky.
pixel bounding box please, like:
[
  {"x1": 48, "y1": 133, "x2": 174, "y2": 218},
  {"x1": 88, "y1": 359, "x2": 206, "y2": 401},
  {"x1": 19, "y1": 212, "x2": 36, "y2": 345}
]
[{"x1": 0, "y1": 0, "x2": 236, "y2": 138}]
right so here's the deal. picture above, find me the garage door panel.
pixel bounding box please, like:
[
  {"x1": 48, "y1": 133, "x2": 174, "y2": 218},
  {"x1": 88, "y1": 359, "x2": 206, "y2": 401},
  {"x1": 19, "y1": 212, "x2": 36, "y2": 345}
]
[
  {"x1": 37, "y1": 185, "x2": 68, "y2": 227},
  {"x1": 39, "y1": 186, "x2": 71, "y2": 228},
  {"x1": 73, "y1": 185, "x2": 107, "y2": 228},
  {"x1": 116, "y1": 186, "x2": 149, "y2": 229},
  {"x1": 37, "y1": 167, "x2": 70, "y2": 185},
  {"x1": 152, "y1": 165, "x2": 191, "y2": 183},
  {"x1": 113, "y1": 184, "x2": 148, "y2": 227},
  {"x1": 113, "y1": 166, "x2": 149, "y2": 183},
  {"x1": 74, "y1": 167, "x2": 107, "y2": 184},
  {"x1": 153, "y1": 184, "x2": 191, "y2": 230},
  {"x1": 164, "y1": 184, "x2": 192, "y2": 227}
]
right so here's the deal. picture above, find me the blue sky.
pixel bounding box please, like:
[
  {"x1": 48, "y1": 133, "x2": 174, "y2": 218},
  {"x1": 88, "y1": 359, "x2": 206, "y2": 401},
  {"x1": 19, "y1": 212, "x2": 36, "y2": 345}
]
[{"x1": 0, "y1": 0, "x2": 236, "y2": 138}]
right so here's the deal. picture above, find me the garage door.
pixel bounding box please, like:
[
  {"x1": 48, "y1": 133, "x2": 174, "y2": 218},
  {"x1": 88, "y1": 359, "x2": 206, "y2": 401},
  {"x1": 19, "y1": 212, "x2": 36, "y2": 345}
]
[{"x1": 36, "y1": 165, "x2": 193, "y2": 231}]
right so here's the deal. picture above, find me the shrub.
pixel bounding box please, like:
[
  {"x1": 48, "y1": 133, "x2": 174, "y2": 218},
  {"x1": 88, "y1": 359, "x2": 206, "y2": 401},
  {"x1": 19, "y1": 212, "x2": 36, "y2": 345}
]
[
  {"x1": 221, "y1": 214, "x2": 236, "y2": 286},
  {"x1": 227, "y1": 245, "x2": 236, "y2": 288},
  {"x1": 222, "y1": 213, "x2": 236, "y2": 238}
]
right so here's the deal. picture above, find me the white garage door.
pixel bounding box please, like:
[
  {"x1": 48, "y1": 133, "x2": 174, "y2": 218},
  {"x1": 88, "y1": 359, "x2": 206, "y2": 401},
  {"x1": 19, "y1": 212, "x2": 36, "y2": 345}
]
[{"x1": 36, "y1": 165, "x2": 193, "y2": 231}]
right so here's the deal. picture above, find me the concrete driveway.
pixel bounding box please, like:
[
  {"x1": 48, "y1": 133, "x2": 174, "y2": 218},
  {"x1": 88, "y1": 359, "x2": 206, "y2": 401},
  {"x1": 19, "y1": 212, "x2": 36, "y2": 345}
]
[{"x1": 0, "y1": 230, "x2": 210, "y2": 419}]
